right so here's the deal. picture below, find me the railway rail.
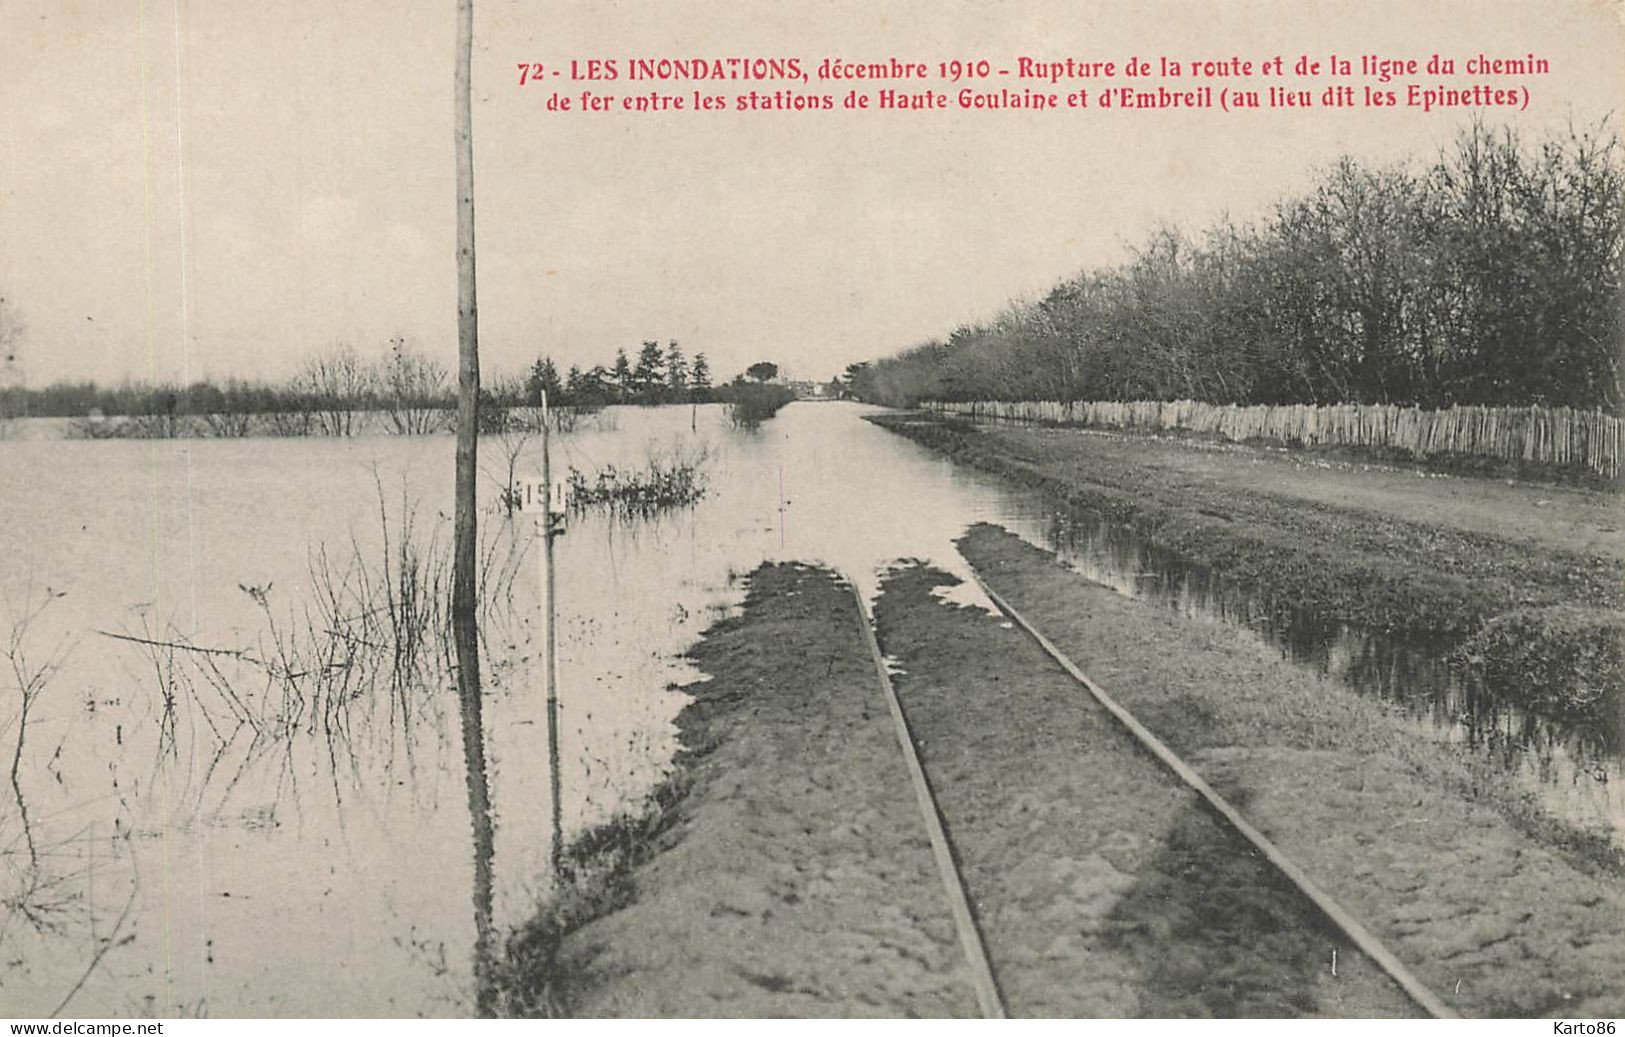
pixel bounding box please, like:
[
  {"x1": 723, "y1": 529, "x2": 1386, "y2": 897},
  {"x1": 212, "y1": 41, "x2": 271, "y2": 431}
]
[{"x1": 847, "y1": 563, "x2": 1458, "y2": 1019}]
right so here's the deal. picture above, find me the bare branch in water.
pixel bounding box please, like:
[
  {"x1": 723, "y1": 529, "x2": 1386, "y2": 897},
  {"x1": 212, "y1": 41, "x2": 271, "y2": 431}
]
[
  {"x1": 93, "y1": 629, "x2": 258, "y2": 662},
  {"x1": 49, "y1": 843, "x2": 139, "y2": 1016},
  {"x1": 5, "y1": 589, "x2": 75, "y2": 873}
]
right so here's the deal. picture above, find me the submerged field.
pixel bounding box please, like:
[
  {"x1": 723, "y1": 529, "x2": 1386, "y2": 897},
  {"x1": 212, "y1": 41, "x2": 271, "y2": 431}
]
[{"x1": 0, "y1": 402, "x2": 1051, "y2": 1016}]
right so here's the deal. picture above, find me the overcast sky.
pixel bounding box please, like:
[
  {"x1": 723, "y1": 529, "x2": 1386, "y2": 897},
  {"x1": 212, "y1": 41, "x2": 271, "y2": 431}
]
[{"x1": 2, "y1": 0, "x2": 1620, "y2": 386}]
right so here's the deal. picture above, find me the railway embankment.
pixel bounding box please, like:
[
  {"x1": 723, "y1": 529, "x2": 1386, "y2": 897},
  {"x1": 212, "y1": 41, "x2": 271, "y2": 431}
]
[
  {"x1": 503, "y1": 539, "x2": 1625, "y2": 1017},
  {"x1": 508, "y1": 542, "x2": 1625, "y2": 1017},
  {"x1": 515, "y1": 554, "x2": 1421, "y2": 1017},
  {"x1": 501, "y1": 409, "x2": 1625, "y2": 1016},
  {"x1": 512, "y1": 562, "x2": 974, "y2": 1017},
  {"x1": 952, "y1": 524, "x2": 1625, "y2": 1017},
  {"x1": 871, "y1": 559, "x2": 1417, "y2": 1017}
]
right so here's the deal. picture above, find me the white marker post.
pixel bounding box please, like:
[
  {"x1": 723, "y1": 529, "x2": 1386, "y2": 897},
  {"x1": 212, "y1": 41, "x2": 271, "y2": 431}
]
[{"x1": 518, "y1": 391, "x2": 565, "y2": 877}]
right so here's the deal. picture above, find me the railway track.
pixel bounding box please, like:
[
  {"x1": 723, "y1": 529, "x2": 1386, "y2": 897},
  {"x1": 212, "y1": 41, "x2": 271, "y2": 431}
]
[{"x1": 849, "y1": 562, "x2": 1456, "y2": 1019}]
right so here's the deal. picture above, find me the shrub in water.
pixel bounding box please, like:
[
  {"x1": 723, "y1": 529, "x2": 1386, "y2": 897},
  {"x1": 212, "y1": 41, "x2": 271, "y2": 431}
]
[{"x1": 565, "y1": 442, "x2": 712, "y2": 520}]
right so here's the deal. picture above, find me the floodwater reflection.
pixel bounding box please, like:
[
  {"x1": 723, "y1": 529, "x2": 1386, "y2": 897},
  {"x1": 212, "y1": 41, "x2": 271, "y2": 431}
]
[{"x1": 1023, "y1": 504, "x2": 1624, "y2": 844}]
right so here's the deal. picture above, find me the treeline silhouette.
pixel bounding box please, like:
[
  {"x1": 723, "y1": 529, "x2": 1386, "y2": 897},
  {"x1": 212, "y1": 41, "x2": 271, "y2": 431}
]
[
  {"x1": 0, "y1": 337, "x2": 760, "y2": 436},
  {"x1": 850, "y1": 121, "x2": 1623, "y2": 414},
  {"x1": 2, "y1": 338, "x2": 456, "y2": 433},
  {"x1": 524, "y1": 339, "x2": 718, "y2": 407}
]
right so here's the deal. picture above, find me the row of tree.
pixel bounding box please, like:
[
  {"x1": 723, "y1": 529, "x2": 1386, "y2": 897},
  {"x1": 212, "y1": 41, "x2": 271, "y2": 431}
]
[
  {"x1": 2, "y1": 336, "x2": 451, "y2": 435},
  {"x1": 1, "y1": 335, "x2": 774, "y2": 429},
  {"x1": 849, "y1": 121, "x2": 1624, "y2": 413},
  {"x1": 522, "y1": 340, "x2": 722, "y2": 407}
]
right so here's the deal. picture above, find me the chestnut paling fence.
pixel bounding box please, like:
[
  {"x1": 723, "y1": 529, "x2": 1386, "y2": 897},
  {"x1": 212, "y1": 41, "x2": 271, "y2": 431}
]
[{"x1": 926, "y1": 399, "x2": 1623, "y2": 479}]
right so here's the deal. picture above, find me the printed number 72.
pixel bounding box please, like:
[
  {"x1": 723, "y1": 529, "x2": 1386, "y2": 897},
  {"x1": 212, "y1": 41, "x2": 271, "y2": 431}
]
[{"x1": 517, "y1": 63, "x2": 545, "y2": 86}]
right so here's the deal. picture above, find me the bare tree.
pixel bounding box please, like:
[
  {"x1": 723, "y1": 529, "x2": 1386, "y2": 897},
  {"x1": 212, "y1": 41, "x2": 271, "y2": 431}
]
[
  {"x1": 4, "y1": 590, "x2": 70, "y2": 885},
  {"x1": 199, "y1": 379, "x2": 258, "y2": 437},
  {"x1": 264, "y1": 397, "x2": 316, "y2": 437},
  {"x1": 380, "y1": 335, "x2": 451, "y2": 435},
  {"x1": 484, "y1": 423, "x2": 534, "y2": 517},
  {"x1": 300, "y1": 342, "x2": 373, "y2": 436}
]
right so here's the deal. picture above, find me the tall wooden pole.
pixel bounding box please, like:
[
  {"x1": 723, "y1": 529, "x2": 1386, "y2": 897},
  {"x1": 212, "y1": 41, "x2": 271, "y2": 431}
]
[
  {"x1": 453, "y1": 0, "x2": 496, "y2": 1017},
  {"x1": 542, "y1": 393, "x2": 563, "y2": 878}
]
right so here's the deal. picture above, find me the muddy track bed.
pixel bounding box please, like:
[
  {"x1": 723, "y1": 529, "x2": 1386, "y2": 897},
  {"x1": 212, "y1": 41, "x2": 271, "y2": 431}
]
[
  {"x1": 525, "y1": 550, "x2": 1622, "y2": 1017},
  {"x1": 537, "y1": 562, "x2": 974, "y2": 1017},
  {"x1": 951, "y1": 525, "x2": 1625, "y2": 1017},
  {"x1": 873, "y1": 560, "x2": 1418, "y2": 1017}
]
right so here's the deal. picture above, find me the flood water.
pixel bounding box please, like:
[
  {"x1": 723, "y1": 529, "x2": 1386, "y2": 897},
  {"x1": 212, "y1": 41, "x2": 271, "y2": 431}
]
[
  {"x1": 1, "y1": 401, "x2": 1617, "y2": 1017},
  {"x1": 1009, "y1": 506, "x2": 1625, "y2": 846},
  {"x1": 0, "y1": 402, "x2": 1038, "y2": 1016}
]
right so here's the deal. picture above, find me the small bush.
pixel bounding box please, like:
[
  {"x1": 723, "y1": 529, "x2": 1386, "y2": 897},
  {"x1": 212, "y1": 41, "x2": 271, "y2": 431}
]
[
  {"x1": 719, "y1": 383, "x2": 795, "y2": 428},
  {"x1": 1458, "y1": 606, "x2": 1625, "y2": 718}
]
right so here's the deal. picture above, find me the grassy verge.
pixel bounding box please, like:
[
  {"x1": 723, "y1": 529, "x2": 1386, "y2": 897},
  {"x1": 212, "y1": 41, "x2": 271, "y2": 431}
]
[
  {"x1": 1293, "y1": 440, "x2": 1622, "y2": 490},
  {"x1": 495, "y1": 783, "x2": 688, "y2": 1016},
  {"x1": 868, "y1": 411, "x2": 1624, "y2": 719}
]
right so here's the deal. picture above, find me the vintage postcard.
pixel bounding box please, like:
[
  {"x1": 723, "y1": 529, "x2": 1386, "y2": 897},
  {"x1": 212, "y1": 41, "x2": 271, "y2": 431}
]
[{"x1": 2, "y1": 0, "x2": 1622, "y2": 1025}]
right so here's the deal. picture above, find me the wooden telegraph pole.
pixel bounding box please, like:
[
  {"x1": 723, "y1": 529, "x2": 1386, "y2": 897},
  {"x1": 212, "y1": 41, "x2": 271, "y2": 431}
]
[
  {"x1": 453, "y1": 0, "x2": 496, "y2": 1017},
  {"x1": 541, "y1": 394, "x2": 564, "y2": 878}
]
